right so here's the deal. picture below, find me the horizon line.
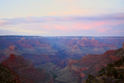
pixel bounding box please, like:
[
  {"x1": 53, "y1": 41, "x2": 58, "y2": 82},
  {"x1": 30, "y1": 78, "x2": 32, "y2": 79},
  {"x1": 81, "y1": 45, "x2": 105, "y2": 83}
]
[{"x1": 0, "y1": 35, "x2": 124, "y2": 37}]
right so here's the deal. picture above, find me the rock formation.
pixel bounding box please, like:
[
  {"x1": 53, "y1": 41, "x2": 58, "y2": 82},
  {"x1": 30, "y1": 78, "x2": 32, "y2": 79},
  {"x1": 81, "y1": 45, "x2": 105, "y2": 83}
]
[
  {"x1": 55, "y1": 47, "x2": 124, "y2": 83},
  {"x1": 85, "y1": 56, "x2": 124, "y2": 83},
  {"x1": 122, "y1": 42, "x2": 124, "y2": 50},
  {"x1": 1, "y1": 54, "x2": 54, "y2": 83},
  {"x1": 0, "y1": 63, "x2": 20, "y2": 83}
]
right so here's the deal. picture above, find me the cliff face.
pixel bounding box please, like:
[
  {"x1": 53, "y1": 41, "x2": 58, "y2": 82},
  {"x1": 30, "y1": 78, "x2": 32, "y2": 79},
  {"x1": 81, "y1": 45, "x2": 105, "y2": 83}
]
[
  {"x1": 0, "y1": 36, "x2": 124, "y2": 83},
  {"x1": 1, "y1": 54, "x2": 54, "y2": 83},
  {"x1": 0, "y1": 36, "x2": 123, "y2": 56},
  {"x1": 122, "y1": 42, "x2": 124, "y2": 50},
  {"x1": 53, "y1": 37, "x2": 118, "y2": 56},
  {"x1": 0, "y1": 63, "x2": 20, "y2": 83},
  {"x1": 55, "y1": 47, "x2": 124, "y2": 83},
  {"x1": 71, "y1": 50, "x2": 121, "y2": 80},
  {"x1": 85, "y1": 56, "x2": 124, "y2": 83},
  {"x1": 3, "y1": 46, "x2": 23, "y2": 56},
  {"x1": 0, "y1": 36, "x2": 123, "y2": 67}
]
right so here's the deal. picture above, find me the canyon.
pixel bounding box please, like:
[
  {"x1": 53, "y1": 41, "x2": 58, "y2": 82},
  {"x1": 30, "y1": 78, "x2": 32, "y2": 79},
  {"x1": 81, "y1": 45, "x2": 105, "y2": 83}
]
[{"x1": 0, "y1": 36, "x2": 124, "y2": 83}]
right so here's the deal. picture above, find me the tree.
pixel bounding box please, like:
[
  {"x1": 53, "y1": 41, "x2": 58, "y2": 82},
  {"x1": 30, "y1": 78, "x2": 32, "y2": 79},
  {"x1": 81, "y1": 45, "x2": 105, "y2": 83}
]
[
  {"x1": 113, "y1": 69, "x2": 118, "y2": 79},
  {"x1": 119, "y1": 74, "x2": 123, "y2": 79}
]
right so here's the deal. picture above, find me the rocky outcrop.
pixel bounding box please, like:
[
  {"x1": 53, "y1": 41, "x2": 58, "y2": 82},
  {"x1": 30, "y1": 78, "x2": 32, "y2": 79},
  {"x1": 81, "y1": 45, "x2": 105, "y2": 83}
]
[
  {"x1": 1, "y1": 36, "x2": 123, "y2": 57},
  {"x1": 3, "y1": 46, "x2": 23, "y2": 56},
  {"x1": 85, "y1": 56, "x2": 124, "y2": 83},
  {"x1": 0, "y1": 36, "x2": 123, "y2": 66},
  {"x1": 122, "y1": 42, "x2": 124, "y2": 50},
  {"x1": 69, "y1": 59, "x2": 77, "y2": 65},
  {"x1": 1, "y1": 54, "x2": 54, "y2": 83},
  {"x1": 52, "y1": 37, "x2": 119, "y2": 57},
  {"x1": 56, "y1": 48, "x2": 124, "y2": 83},
  {"x1": 0, "y1": 63, "x2": 20, "y2": 83},
  {"x1": 0, "y1": 36, "x2": 124, "y2": 83}
]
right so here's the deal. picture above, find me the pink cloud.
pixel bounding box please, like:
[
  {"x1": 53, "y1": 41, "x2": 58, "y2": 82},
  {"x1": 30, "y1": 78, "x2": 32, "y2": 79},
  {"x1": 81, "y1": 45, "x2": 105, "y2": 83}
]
[
  {"x1": 73, "y1": 23, "x2": 89, "y2": 30},
  {"x1": 42, "y1": 21, "x2": 107, "y2": 32},
  {"x1": 54, "y1": 25, "x2": 68, "y2": 31},
  {"x1": 97, "y1": 28, "x2": 111, "y2": 32},
  {"x1": 0, "y1": 23, "x2": 4, "y2": 26},
  {"x1": 72, "y1": 21, "x2": 109, "y2": 31},
  {"x1": 1, "y1": 15, "x2": 123, "y2": 36},
  {"x1": 40, "y1": 20, "x2": 120, "y2": 32},
  {"x1": 114, "y1": 31, "x2": 124, "y2": 33},
  {"x1": 42, "y1": 24, "x2": 68, "y2": 31},
  {"x1": 42, "y1": 24, "x2": 67, "y2": 31},
  {"x1": 111, "y1": 21, "x2": 124, "y2": 25},
  {"x1": 0, "y1": 20, "x2": 8, "y2": 26}
]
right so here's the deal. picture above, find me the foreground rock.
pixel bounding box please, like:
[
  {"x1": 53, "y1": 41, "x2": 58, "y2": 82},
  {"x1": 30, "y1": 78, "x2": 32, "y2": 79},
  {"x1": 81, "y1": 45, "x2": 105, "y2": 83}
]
[
  {"x1": 85, "y1": 56, "x2": 124, "y2": 83},
  {"x1": 0, "y1": 63, "x2": 20, "y2": 83},
  {"x1": 1, "y1": 54, "x2": 54, "y2": 83}
]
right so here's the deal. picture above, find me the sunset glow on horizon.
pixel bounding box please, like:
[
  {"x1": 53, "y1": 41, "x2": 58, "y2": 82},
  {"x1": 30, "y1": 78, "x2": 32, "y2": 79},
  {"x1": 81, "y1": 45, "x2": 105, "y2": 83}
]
[{"x1": 0, "y1": 0, "x2": 124, "y2": 36}]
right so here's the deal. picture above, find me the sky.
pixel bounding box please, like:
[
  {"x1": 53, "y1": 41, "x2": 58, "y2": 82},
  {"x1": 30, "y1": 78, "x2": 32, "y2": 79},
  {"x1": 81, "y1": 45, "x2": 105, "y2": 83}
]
[{"x1": 0, "y1": 0, "x2": 124, "y2": 36}]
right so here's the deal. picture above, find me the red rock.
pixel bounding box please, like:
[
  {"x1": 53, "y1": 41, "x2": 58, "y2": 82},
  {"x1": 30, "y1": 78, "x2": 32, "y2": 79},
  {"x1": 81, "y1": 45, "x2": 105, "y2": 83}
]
[
  {"x1": 67, "y1": 49, "x2": 122, "y2": 80},
  {"x1": 10, "y1": 54, "x2": 16, "y2": 59},
  {"x1": 9, "y1": 46, "x2": 15, "y2": 50},
  {"x1": 104, "y1": 50, "x2": 116, "y2": 55},
  {"x1": 1, "y1": 54, "x2": 54, "y2": 83},
  {"x1": 80, "y1": 73, "x2": 85, "y2": 78},
  {"x1": 122, "y1": 42, "x2": 124, "y2": 50}
]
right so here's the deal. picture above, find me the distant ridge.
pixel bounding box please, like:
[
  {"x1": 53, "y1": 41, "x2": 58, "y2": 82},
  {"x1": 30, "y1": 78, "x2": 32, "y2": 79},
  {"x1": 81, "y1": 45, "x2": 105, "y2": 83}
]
[{"x1": 54, "y1": 43, "x2": 124, "y2": 83}]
